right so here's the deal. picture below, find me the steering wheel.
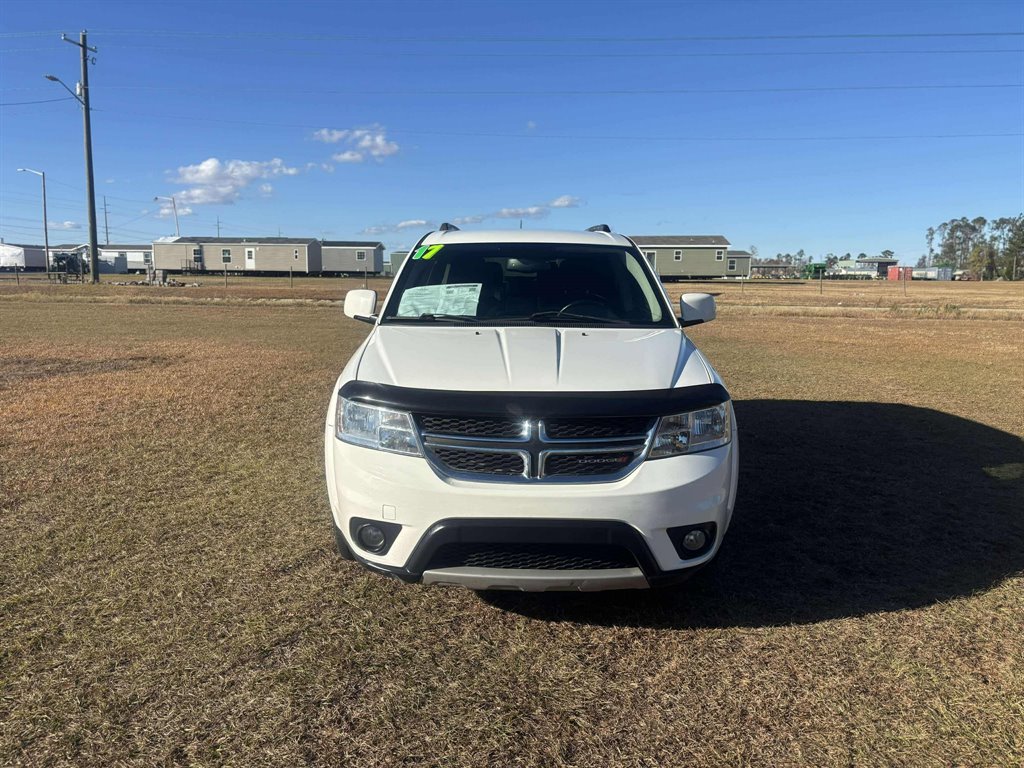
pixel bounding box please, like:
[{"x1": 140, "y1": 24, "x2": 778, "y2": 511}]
[{"x1": 558, "y1": 297, "x2": 615, "y2": 317}]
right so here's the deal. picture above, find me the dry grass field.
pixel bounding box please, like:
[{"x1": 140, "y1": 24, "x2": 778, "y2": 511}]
[{"x1": 1, "y1": 278, "x2": 1022, "y2": 766}]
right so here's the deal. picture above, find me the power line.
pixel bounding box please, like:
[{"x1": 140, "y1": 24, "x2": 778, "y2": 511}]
[
  {"x1": 57, "y1": 41, "x2": 1024, "y2": 59},
  {"x1": 0, "y1": 31, "x2": 64, "y2": 38},
  {"x1": 0, "y1": 96, "x2": 76, "y2": 107},
  {"x1": 88, "y1": 29, "x2": 1024, "y2": 42},
  {"x1": 92, "y1": 108, "x2": 1024, "y2": 142},
  {"x1": 86, "y1": 82, "x2": 1023, "y2": 96}
]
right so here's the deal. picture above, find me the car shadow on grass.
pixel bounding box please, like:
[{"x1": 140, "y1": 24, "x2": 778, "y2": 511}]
[{"x1": 479, "y1": 400, "x2": 1024, "y2": 628}]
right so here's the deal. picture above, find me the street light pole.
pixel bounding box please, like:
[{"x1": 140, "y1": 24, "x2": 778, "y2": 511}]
[
  {"x1": 46, "y1": 29, "x2": 99, "y2": 283},
  {"x1": 17, "y1": 168, "x2": 50, "y2": 278},
  {"x1": 154, "y1": 195, "x2": 180, "y2": 237}
]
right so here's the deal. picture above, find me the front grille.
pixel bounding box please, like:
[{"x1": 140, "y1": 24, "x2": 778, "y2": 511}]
[
  {"x1": 431, "y1": 447, "x2": 525, "y2": 476},
  {"x1": 544, "y1": 417, "x2": 654, "y2": 440},
  {"x1": 426, "y1": 542, "x2": 637, "y2": 571},
  {"x1": 419, "y1": 413, "x2": 653, "y2": 482},
  {"x1": 420, "y1": 415, "x2": 525, "y2": 439},
  {"x1": 543, "y1": 451, "x2": 638, "y2": 476}
]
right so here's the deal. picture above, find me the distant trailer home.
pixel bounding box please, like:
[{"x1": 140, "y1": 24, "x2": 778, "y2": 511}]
[
  {"x1": 0, "y1": 242, "x2": 47, "y2": 270},
  {"x1": 320, "y1": 241, "x2": 384, "y2": 276},
  {"x1": 387, "y1": 250, "x2": 411, "y2": 276},
  {"x1": 152, "y1": 237, "x2": 322, "y2": 275},
  {"x1": 98, "y1": 244, "x2": 152, "y2": 273},
  {"x1": 630, "y1": 235, "x2": 743, "y2": 279},
  {"x1": 856, "y1": 255, "x2": 899, "y2": 278}
]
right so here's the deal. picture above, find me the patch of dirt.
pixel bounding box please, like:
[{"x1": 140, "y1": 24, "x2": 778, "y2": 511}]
[{"x1": 0, "y1": 355, "x2": 171, "y2": 389}]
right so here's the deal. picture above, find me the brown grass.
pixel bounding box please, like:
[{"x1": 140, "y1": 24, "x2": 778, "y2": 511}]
[{"x1": 0, "y1": 287, "x2": 1022, "y2": 766}]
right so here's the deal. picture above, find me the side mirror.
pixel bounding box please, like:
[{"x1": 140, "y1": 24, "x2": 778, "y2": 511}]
[
  {"x1": 343, "y1": 289, "x2": 377, "y2": 323},
  {"x1": 679, "y1": 293, "x2": 716, "y2": 327}
]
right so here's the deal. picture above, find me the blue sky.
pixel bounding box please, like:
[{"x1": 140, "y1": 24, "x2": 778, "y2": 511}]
[{"x1": 1, "y1": 0, "x2": 1022, "y2": 262}]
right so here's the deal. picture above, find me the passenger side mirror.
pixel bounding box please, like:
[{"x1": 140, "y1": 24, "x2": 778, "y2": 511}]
[
  {"x1": 344, "y1": 289, "x2": 378, "y2": 323},
  {"x1": 679, "y1": 293, "x2": 716, "y2": 327}
]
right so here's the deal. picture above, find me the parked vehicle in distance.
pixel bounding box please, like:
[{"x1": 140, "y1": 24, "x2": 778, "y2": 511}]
[{"x1": 324, "y1": 225, "x2": 738, "y2": 591}]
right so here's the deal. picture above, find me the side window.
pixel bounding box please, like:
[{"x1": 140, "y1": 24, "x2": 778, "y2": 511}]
[
  {"x1": 192, "y1": 248, "x2": 202, "y2": 257},
  {"x1": 222, "y1": 248, "x2": 232, "y2": 263},
  {"x1": 716, "y1": 249, "x2": 724, "y2": 261},
  {"x1": 728, "y1": 258, "x2": 737, "y2": 271},
  {"x1": 674, "y1": 250, "x2": 682, "y2": 262},
  {"x1": 294, "y1": 249, "x2": 300, "y2": 259},
  {"x1": 356, "y1": 251, "x2": 366, "y2": 261}
]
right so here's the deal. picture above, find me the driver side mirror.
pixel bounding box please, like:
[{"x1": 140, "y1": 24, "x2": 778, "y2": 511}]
[
  {"x1": 344, "y1": 289, "x2": 378, "y2": 324},
  {"x1": 679, "y1": 293, "x2": 716, "y2": 327}
]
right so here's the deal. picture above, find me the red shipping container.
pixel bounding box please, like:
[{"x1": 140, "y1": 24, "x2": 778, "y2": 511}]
[{"x1": 888, "y1": 266, "x2": 913, "y2": 281}]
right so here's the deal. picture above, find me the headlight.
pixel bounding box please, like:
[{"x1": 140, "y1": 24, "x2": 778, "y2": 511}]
[
  {"x1": 335, "y1": 396, "x2": 422, "y2": 456},
  {"x1": 649, "y1": 401, "x2": 731, "y2": 458}
]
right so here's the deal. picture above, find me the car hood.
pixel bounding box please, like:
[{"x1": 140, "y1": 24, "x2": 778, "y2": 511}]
[{"x1": 355, "y1": 326, "x2": 710, "y2": 392}]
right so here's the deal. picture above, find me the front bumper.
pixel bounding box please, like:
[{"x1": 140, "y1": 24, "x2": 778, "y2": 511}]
[{"x1": 325, "y1": 420, "x2": 738, "y2": 588}]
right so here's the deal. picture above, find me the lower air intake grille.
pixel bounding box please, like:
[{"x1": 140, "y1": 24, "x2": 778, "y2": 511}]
[
  {"x1": 426, "y1": 543, "x2": 637, "y2": 571},
  {"x1": 431, "y1": 447, "x2": 525, "y2": 476}
]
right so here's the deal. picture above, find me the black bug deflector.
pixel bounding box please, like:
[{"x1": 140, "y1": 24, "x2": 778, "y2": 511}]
[{"x1": 339, "y1": 381, "x2": 730, "y2": 419}]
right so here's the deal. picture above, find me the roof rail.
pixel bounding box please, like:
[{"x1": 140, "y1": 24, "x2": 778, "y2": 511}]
[
  {"x1": 586, "y1": 224, "x2": 611, "y2": 233},
  {"x1": 438, "y1": 222, "x2": 460, "y2": 232}
]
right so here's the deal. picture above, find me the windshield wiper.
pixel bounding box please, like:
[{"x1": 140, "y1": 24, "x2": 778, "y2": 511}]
[
  {"x1": 525, "y1": 311, "x2": 628, "y2": 324},
  {"x1": 385, "y1": 313, "x2": 484, "y2": 324}
]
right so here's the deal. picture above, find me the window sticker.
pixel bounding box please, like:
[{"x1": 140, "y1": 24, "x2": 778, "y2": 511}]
[
  {"x1": 411, "y1": 244, "x2": 445, "y2": 261},
  {"x1": 396, "y1": 283, "x2": 482, "y2": 317}
]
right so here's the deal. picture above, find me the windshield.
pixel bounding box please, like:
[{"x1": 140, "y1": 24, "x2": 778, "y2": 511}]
[{"x1": 380, "y1": 243, "x2": 673, "y2": 327}]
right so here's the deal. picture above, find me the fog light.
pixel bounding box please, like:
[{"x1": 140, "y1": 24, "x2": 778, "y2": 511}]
[
  {"x1": 682, "y1": 529, "x2": 707, "y2": 551},
  {"x1": 357, "y1": 524, "x2": 386, "y2": 552}
]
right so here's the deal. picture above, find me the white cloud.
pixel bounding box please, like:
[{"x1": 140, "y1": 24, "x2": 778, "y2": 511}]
[
  {"x1": 362, "y1": 194, "x2": 583, "y2": 234},
  {"x1": 104, "y1": 178, "x2": 115, "y2": 184},
  {"x1": 313, "y1": 128, "x2": 351, "y2": 143},
  {"x1": 495, "y1": 206, "x2": 548, "y2": 220},
  {"x1": 354, "y1": 130, "x2": 399, "y2": 158},
  {"x1": 526, "y1": 120, "x2": 537, "y2": 131},
  {"x1": 360, "y1": 219, "x2": 433, "y2": 235},
  {"x1": 48, "y1": 220, "x2": 80, "y2": 230},
  {"x1": 549, "y1": 195, "x2": 582, "y2": 209},
  {"x1": 156, "y1": 203, "x2": 193, "y2": 218},
  {"x1": 313, "y1": 125, "x2": 400, "y2": 163},
  {"x1": 332, "y1": 150, "x2": 364, "y2": 164},
  {"x1": 168, "y1": 157, "x2": 300, "y2": 207},
  {"x1": 259, "y1": 183, "x2": 273, "y2": 196}
]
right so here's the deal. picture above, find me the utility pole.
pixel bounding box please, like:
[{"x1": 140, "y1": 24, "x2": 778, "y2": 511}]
[
  {"x1": 102, "y1": 195, "x2": 109, "y2": 244},
  {"x1": 62, "y1": 31, "x2": 100, "y2": 283},
  {"x1": 216, "y1": 215, "x2": 221, "y2": 237}
]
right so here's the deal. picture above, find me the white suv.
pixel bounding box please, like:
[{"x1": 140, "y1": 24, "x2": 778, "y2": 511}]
[{"x1": 324, "y1": 225, "x2": 737, "y2": 591}]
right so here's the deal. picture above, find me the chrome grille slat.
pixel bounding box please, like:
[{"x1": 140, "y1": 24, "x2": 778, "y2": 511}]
[{"x1": 417, "y1": 414, "x2": 656, "y2": 483}]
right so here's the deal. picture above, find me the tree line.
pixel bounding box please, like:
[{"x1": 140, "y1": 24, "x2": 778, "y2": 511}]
[
  {"x1": 747, "y1": 214, "x2": 1022, "y2": 280},
  {"x1": 921, "y1": 215, "x2": 1022, "y2": 280}
]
